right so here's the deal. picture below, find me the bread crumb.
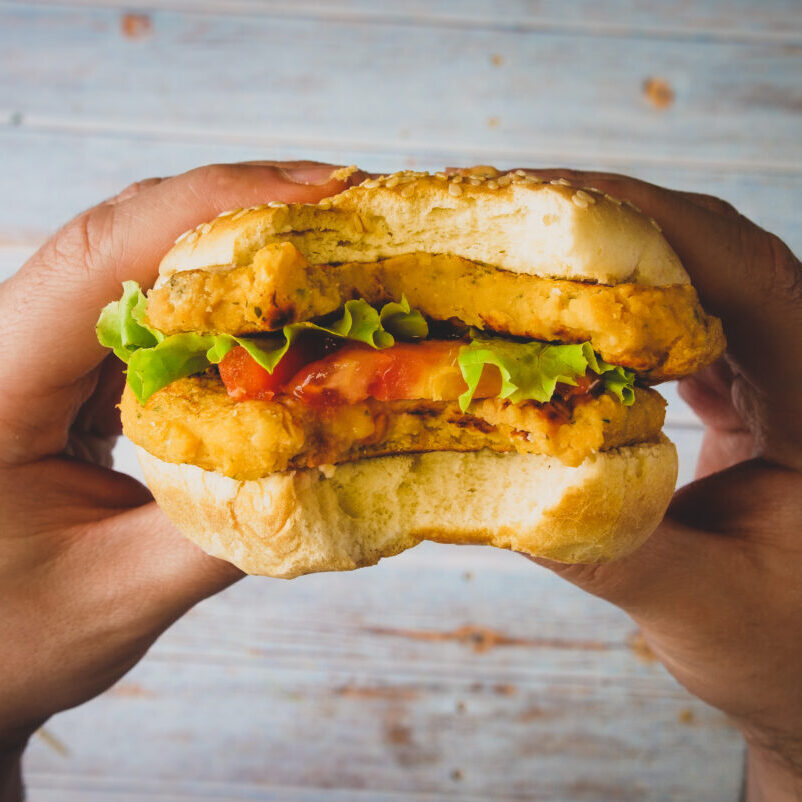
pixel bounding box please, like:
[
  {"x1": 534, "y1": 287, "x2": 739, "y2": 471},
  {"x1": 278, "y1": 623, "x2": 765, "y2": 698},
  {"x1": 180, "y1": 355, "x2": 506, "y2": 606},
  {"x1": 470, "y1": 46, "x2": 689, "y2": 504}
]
[{"x1": 330, "y1": 165, "x2": 359, "y2": 182}]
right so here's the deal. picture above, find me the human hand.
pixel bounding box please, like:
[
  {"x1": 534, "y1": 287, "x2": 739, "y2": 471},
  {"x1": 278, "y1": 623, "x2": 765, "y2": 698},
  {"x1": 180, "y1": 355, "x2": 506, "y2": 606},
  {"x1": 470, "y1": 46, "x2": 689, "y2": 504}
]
[
  {"x1": 525, "y1": 170, "x2": 802, "y2": 801},
  {"x1": 0, "y1": 161, "x2": 361, "y2": 800}
]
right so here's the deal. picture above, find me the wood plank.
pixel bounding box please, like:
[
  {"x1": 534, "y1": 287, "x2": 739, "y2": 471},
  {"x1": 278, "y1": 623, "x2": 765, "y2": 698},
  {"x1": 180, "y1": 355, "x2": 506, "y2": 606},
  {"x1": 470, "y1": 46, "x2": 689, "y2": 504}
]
[
  {"x1": 13, "y1": 0, "x2": 802, "y2": 43},
  {"x1": 23, "y1": 554, "x2": 744, "y2": 801},
  {"x1": 25, "y1": 778, "x2": 561, "y2": 802},
  {"x1": 1, "y1": 130, "x2": 800, "y2": 256},
  {"x1": 2, "y1": 7, "x2": 802, "y2": 169}
]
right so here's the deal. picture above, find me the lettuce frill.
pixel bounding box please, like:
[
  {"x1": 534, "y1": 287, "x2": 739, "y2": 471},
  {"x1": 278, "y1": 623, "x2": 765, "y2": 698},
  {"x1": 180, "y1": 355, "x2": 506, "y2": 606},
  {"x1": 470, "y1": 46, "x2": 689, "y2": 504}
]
[{"x1": 97, "y1": 282, "x2": 636, "y2": 408}]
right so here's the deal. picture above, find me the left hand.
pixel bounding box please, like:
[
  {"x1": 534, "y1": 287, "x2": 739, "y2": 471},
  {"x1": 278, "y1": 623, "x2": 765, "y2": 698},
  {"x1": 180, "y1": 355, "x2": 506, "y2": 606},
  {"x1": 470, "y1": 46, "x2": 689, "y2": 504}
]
[{"x1": 0, "y1": 161, "x2": 361, "y2": 794}]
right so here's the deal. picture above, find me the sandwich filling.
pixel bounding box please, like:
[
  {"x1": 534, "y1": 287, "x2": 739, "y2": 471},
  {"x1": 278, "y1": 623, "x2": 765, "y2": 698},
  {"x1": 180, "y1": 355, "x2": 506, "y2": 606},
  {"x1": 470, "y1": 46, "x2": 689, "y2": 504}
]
[
  {"x1": 99, "y1": 273, "x2": 667, "y2": 481},
  {"x1": 146, "y1": 244, "x2": 724, "y2": 381}
]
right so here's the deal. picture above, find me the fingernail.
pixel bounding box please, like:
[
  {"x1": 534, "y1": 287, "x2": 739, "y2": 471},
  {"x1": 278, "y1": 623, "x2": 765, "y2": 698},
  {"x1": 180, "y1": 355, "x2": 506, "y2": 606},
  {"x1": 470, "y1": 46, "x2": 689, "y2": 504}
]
[{"x1": 280, "y1": 166, "x2": 342, "y2": 186}]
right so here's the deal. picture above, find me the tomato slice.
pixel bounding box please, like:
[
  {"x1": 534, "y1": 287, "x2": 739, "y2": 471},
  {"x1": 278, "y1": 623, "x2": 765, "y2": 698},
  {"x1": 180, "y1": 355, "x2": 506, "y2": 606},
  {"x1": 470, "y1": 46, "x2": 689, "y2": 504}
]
[
  {"x1": 218, "y1": 333, "x2": 340, "y2": 401},
  {"x1": 287, "y1": 340, "x2": 502, "y2": 407},
  {"x1": 219, "y1": 336, "x2": 598, "y2": 408}
]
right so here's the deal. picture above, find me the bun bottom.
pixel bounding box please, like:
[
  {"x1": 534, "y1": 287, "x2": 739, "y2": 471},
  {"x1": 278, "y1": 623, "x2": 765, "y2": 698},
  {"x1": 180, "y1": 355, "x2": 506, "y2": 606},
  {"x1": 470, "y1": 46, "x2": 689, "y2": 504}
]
[{"x1": 136, "y1": 442, "x2": 677, "y2": 579}]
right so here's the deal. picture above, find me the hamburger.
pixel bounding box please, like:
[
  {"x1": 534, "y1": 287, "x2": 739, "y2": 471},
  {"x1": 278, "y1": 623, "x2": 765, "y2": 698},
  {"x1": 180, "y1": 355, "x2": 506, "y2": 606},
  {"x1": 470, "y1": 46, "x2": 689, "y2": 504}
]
[{"x1": 97, "y1": 167, "x2": 724, "y2": 578}]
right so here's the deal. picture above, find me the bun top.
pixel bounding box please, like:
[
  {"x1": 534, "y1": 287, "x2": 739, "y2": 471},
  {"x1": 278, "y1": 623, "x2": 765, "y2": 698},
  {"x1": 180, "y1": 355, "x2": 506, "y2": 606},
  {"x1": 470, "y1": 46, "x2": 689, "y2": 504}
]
[{"x1": 160, "y1": 168, "x2": 689, "y2": 287}]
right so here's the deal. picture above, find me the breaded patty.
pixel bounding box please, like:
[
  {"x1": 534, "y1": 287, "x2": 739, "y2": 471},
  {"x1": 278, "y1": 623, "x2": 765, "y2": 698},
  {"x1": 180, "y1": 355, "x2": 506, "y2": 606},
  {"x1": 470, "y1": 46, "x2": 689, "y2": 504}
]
[
  {"x1": 121, "y1": 377, "x2": 666, "y2": 481},
  {"x1": 146, "y1": 244, "x2": 724, "y2": 381}
]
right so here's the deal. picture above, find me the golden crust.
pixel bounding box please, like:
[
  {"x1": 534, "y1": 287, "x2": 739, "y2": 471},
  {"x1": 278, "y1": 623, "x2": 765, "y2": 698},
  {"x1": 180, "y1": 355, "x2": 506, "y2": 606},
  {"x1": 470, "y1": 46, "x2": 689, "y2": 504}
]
[
  {"x1": 120, "y1": 377, "x2": 666, "y2": 480},
  {"x1": 146, "y1": 246, "x2": 724, "y2": 380},
  {"x1": 160, "y1": 169, "x2": 689, "y2": 287},
  {"x1": 135, "y1": 440, "x2": 679, "y2": 577}
]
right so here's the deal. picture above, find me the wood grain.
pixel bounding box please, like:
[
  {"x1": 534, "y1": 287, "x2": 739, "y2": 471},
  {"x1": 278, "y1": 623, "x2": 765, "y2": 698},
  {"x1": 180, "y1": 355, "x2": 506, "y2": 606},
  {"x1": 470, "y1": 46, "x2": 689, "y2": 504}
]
[
  {"x1": 12, "y1": 0, "x2": 802, "y2": 42},
  {"x1": 2, "y1": 7, "x2": 802, "y2": 170},
  {"x1": 23, "y1": 549, "x2": 744, "y2": 801},
  {"x1": 0, "y1": 129, "x2": 800, "y2": 256}
]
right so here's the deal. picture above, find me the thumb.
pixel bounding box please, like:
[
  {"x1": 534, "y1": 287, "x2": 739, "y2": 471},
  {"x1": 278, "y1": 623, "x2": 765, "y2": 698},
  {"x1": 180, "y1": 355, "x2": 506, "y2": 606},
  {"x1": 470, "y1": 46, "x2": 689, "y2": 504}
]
[{"x1": 84, "y1": 501, "x2": 243, "y2": 633}]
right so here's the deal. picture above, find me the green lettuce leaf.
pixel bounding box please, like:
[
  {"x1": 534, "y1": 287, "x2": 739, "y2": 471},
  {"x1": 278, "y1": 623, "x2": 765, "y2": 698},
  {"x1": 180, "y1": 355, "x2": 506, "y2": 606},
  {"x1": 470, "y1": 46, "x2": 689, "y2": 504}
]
[
  {"x1": 96, "y1": 282, "x2": 429, "y2": 404},
  {"x1": 457, "y1": 334, "x2": 635, "y2": 412},
  {"x1": 98, "y1": 283, "x2": 635, "y2": 410},
  {"x1": 96, "y1": 280, "x2": 163, "y2": 360}
]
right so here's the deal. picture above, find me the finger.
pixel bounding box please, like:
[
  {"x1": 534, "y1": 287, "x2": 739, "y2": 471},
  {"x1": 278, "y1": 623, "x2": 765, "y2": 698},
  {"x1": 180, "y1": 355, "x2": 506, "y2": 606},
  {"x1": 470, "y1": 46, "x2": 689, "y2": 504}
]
[
  {"x1": 531, "y1": 459, "x2": 801, "y2": 618},
  {"x1": 676, "y1": 359, "x2": 745, "y2": 431},
  {"x1": 0, "y1": 161, "x2": 361, "y2": 463},
  {"x1": 79, "y1": 501, "x2": 244, "y2": 629},
  {"x1": 1, "y1": 458, "x2": 240, "y2": 612},
  {"x1": 106, "y1": 177, "x2": 165, "y2": 205},
  {"x1": 521, "y1": 168, "x2": 800, "y2": 326},
  {"x1": 72, "y1": 353, "x2": 126, "y2": 439},
  {"x1": 517, "y1": 168, "x2": 802, "y2": 463}
]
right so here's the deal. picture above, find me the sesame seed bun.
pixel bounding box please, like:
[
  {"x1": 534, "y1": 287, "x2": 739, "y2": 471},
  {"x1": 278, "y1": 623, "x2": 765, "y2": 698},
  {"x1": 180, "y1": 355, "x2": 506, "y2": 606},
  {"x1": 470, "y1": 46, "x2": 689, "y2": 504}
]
[
  {"x1": 136, "y1": 440, "x2": 678, "y2": 579},
  {"x1": 159, "y1": 168, "x2": 688, "y2": 287},
  {"x1": 122, "y1": 167, "x2": 718, "y2": 577}
]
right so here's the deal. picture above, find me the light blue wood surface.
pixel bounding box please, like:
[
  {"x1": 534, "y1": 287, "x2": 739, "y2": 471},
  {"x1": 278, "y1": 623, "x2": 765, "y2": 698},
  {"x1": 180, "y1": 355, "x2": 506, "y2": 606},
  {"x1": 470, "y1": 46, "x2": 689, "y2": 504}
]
[{"x1": 2, "y1": 1, "x2": 800, "y2": 799}]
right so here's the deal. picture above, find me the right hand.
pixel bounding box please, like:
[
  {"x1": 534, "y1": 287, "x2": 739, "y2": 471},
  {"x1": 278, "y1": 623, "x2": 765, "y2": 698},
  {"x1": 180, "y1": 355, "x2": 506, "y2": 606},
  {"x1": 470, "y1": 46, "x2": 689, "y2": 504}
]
[{"x1": 524, "y1": 170, "x2": 802, "y2": 802}]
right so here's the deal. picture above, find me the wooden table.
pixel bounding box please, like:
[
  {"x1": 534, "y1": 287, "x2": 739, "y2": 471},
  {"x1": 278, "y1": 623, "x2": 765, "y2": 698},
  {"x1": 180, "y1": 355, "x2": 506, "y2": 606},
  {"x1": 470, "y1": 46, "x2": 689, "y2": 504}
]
[{"x1": 2, "y1": 2, "x2": 800, "y2": 799}]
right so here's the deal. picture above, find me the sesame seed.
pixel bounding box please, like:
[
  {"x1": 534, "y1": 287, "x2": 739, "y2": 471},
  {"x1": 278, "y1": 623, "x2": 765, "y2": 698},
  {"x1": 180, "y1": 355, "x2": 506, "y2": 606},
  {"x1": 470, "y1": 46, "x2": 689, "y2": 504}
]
[
  {"x1": 401, "y1": 183, "x2": 415, "y2": 197},
  {"x1": 623, "y1": 199, "x2": 642, "y2": 212},
  {"x1": 469, "y1": 177, "x2": 482, "y2": 186},
  {"x1": 448, "y1": 182, "x2": 463, "y2": 196},
  {"x1": 515, "y1": 169, "x2": 527, "y2": 177},
  {"x1": 551, "y1": 178, "x2": 571, "y2": 187},
  {"x1": 200, "y1": 222, "x2": 212, "y2": 234},
  {"x1": 267, "y1": 201, "x2": 286, "y2": 208},
  {"x1": 486, "y1": 180, "x2": 499, "y2": 190},
  {"x1": 385, "y1": 175, "x2": 400, "y2": 188},
  {"x1": 575, "y1": 189, "x2": 595, "y2": 205},
  {"x1": 450, "y1": 175, "x2": 463, "y2": 184},
  {"x1": 230, "y1": 209, "x2": 248, "y2": 221},
  {"x1": 173, "y1": 229, "x2": 190, "y2": 244},
  {"x1": 650, "y1": 217, "x2": 662, "y2": 232},
  {"x1": 186, "y1": 230, "x2": 199, "y2": 244},
  {"x1": 318, "y1": 199, "x2": 332, "y2": 210},
  {"x1": 572, "y1": 193, "x2": 589, "y2": 209},
  {"x1": 497, "y1": 174, "x2": 512, "y2": 186},
  {"x1": 215, "y1": 210, "x2": 232, "y2": 219},
  {"x1": 362, "y1": 179, "x2": 380, "y2": 189},
  {"x1": 605, "y1": 193, "x2": 622, "y2": 206}
]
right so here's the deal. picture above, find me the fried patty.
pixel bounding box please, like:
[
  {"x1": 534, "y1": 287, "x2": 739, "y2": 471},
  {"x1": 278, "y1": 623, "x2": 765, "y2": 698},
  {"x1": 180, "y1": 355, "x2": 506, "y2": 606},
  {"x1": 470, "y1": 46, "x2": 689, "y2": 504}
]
[
  {"x1": 147, "y1": 244, "x2": 724, "y2": 381},
  {"x1": 121, "y1": 377, "x2": 666, "y2": 481}
]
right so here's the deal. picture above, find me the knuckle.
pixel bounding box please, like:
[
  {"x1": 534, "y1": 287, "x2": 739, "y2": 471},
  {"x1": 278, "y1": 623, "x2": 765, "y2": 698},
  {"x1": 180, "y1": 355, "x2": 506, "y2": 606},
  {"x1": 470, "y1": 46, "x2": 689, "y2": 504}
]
[
  {"x1": 110, "y1": 177, "x2": 161, "y2": 203},
  {"x1": 691, "y1": 192, "x2": 740, "y2": 218},
  {"x1": 188, "y1": 162, "x2": 261, "y2": 193},
  {"x1": 765, "y1": 232, "x2": 802, "y2": 305},
  {"x1": 41, "y1": 207, "x2": 115, "y2": 281}
]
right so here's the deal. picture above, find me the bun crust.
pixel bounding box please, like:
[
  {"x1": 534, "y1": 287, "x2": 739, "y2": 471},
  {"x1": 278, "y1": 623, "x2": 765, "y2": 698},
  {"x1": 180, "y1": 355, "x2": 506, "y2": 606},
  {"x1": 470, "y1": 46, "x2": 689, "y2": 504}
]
[
  {"x1": 160, "y1": 170, "x2": 688, "y2": 287},
  {"x1": 136, "y1": 441, "x2": 678, "y2": 579}
]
